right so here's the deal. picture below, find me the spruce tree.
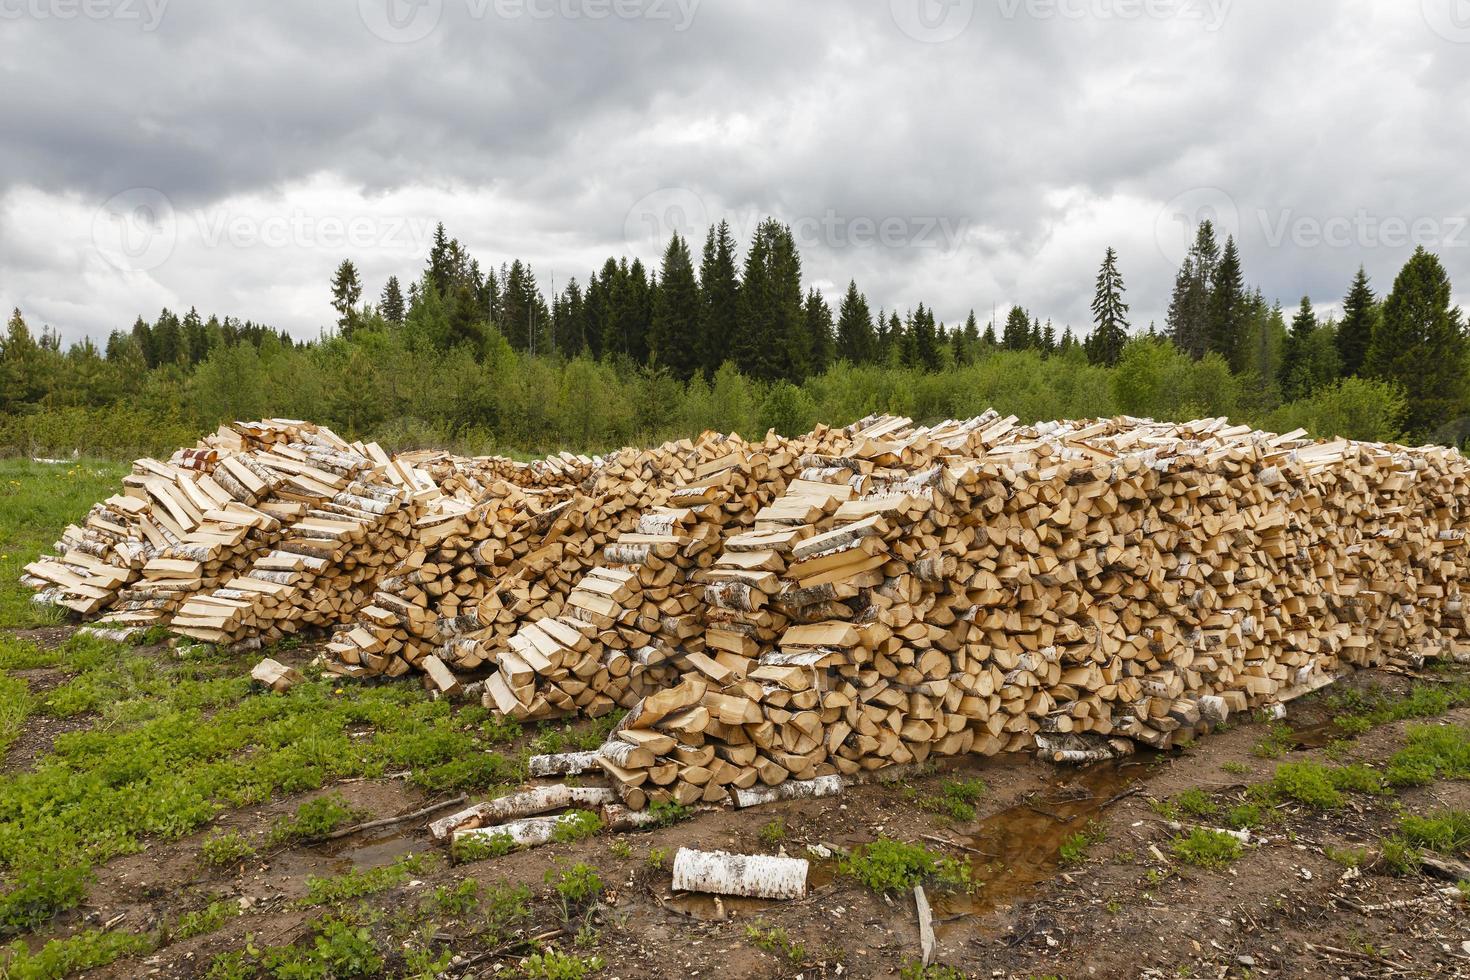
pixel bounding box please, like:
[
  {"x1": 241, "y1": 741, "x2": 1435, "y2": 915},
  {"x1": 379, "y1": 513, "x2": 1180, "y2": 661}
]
[
  {"x1": 1040, "y1": 320, "x2": 1056, "y2": 355},
  {"x1": 1206, "y1": 236, "x2": 1248, "y2": 369},
  {"x1": 1166, "y1": 222, "x2": 1219, "y2": 359},
  {"x1": 697, "y1": 221, "x2": 740, "y2": 376},
  {"x1": 804, "y1": 289, "x2": 835, "y2": 376},
  {"x1": 981, "y1": 321, "x2": 998, "y2": 349},
  {"x1": 958, "y1": 311, "x2": 980, "y2": 365},
  {"x1": 912, "y1": 303, "x2": 940, "y2": 371},
  {"x1": 330, "y1": 260, "x2": 363, "y2": 336},
  {"x1": 1002, "y1": 307, "x2": 1031, "y2": 351},
  {"x1": 1085, "y1": 246, "x2": 1130, "y2": 366},
  {"x1": 1336, "y1": 266, "x2": 1376, "y2": 377},
  {"x1": 1279, "y1": 296, "x2": 1317, "y2": 401},
  {"x1": 649, "y1": 233, "x2": 701, "y2": 378},
  {"x1": 1366, "y1": 247, "x2": 1467, "y2": 439},
  {"x1": 733, "y1": 219, "x2": 804, "y2": 382},
  {"x1": 835, "y1": 281, "x2": 875, "y2": 364},
  {"x1": 380, "y1": 276, "x2": 406, "y2": 326}
]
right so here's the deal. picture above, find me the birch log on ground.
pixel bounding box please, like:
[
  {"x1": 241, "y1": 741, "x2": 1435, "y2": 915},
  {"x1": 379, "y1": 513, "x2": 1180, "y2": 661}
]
[
  {"x1": 671, "y1": 848, "x2": 809, "y2": 900},
  {"x1": 429, "y1": 785, "x2": 616, "y2": 841}
]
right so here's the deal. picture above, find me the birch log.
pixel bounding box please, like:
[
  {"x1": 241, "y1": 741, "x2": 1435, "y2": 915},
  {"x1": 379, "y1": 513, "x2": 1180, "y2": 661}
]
[{"x1": 671, "y1": 848, "x2": 809, "y2": 900}]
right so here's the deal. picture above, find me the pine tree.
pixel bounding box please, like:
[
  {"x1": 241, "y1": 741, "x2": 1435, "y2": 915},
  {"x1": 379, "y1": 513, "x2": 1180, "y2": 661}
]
[
  {"x1": 649, "y1": 233, "x2": 701, "y2": 378},
  {"x1": 804, "y1": 289, "x2": 835, "y2": 376},
  {"x1": 1166, "y1": 221, "x2": 1219, "y2": 359},
  {"x1": 981, "y1": 320, "x2": 998, "y2": 349},
  {"x1": 380, "y1": 276, "x2": 406, "y2": 326},
  {"x1": 835, "y1": 280, "x2": 875, "y2": 364},
  {"x1": 1366, "y1": 247, "x2": 1467, "y2": 439},
  {"x1": 1059, "y1": 327, "x2": 1076, "y2": 354},
  {"x1": 330, "y1": 260, "x2": 363, "y2": 336},
  {"x1": 1, "y1": 308, "x2": 43, "y2": 408},
  {"x1": 1085, "y1": 246, "x2": 1130, "y2": 366},
  {"x1": 958, "y1": 310, "x2": 981, "y2": 365},
  {"x1": 1040, "y1": 319, "x2": 1056, "y2": 355},
  {"x1": 1336, "y1": 266, "x2": 1376, "y2": 377},
  {"x1": 1206, "y1": 236, "x2": 1248, "y2": 369},
  {"x1": 152, "y1": 309, "x2": 184, "y2": 366},
  {"x1": 1002, "y1": 306, "x2": 1031, "y2": 351},
  {"x1": 426, "y1": 223, "x2": 454, "y2": 296},
  {"x1": 697, "y1": 221, "x2": 740, "y2": 376}
]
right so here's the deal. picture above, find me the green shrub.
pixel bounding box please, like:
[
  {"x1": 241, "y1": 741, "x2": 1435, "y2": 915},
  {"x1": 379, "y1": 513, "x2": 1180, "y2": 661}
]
[
  {"x1": 842, "y1": 838, "x2": 970, "y2": 892},
  {"x1": 547, "y1": 863, "x2": 603, "y2": 920},
  {"x1": 647, "y1": 800, "x2": 694, "y2": 827},
  {"x1": 171, "y1": 899, "x2": 240, "y2": 941},
  {"x1": 1385, "y1": 724, "x2": 1470, "y2": 786}
]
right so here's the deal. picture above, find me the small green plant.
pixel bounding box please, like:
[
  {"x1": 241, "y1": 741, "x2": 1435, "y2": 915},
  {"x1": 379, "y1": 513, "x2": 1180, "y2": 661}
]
[
  {"x1": 1059, "y1": 822, "x2": 1106, "y2": 865},
  {"x1": 171, "y1": 899, "x2": 241, "y2": 941},
  {"x1": 521, "y1": 949, "x2": 605, "y2": 979},
  {"x1": 608, "y1": 839, "x2": 632, "y2": 859},
  {"x1": 423, "y1": 878, "x2": 481, "y2": 918},
  {"x1": 300, "y1": 854, "x2": 432, "y2": 907},
  {"x1": 1252, "y1": 723, "x2": 1294, "y2": 759},
  {"x1": 269, "y1": 793, "x2": 360, "y2": 844},
  {"x1": 1398, "y1": 810, "x2": 1470, "y2": 855},
  {"x1": 646, "y1": 847, "x2": 669, "y2": 870},
  {"x1": 551, "y1": 809, "x2": 604, "y2": 844},
  {"x1": 758, "y1": 817, "x2": 788, "y2": 846},
  {"x1": 1170, "y1": 829, "x2": 1242, "y2": 869},
  {"x1": 746, "y1": 923, "x2": 807, "y2": 965},
  {"x1": 920, "y1": 778, "x2": 988, "y2": 820},
  {"x1": 1173, "y1": 789, "x2": 1221, "y2": 819},
  {"x1": 1226, "y1": 802, "x2": 1268, "y2": 830},
  {"x1": 201, "y1": 830, "x2": 257, "y2": 868},
  {"x1": 1386, "y1": 724, "x2": 1470, "y2": 787},
  {"x1": 1221, "y1": 760, "x2": 1250, "y2": 775},
  {"x1": 0, "y1": 928, "x2": 155, "y2": 978},
  {"x1": 647, "y1": 799, "x2": 695, "y2": 827},
  {"x1": 1378, "y1": 837, "x2": 1422, "y2": 875},
  {"x1": 1250, "y1": 760, "x2": 1387, "y2": 810},
  {"x1": 842, "y1": 838, "x2": 970, "y2": 892},
  {"x1": 547, "y1": 863, "x2": 603, "y2": 921},
  {"x1": 452, "y1": 832, "x2": 516, "y2": 863},
  {"x1": 482, "y1": 883, "x2": 534, "y2": 944},
  {"x1": 1324, "y1": 845, "x2": 1370, "y2": 868}
]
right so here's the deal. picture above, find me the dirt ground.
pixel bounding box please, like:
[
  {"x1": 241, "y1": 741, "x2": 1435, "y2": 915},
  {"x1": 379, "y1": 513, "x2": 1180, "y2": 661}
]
[{"x1": 5, "y1": 626, "x2": 1469, "y2": 979}]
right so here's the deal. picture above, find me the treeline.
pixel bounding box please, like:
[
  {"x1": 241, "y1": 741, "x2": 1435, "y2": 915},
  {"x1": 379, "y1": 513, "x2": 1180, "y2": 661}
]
[{"x1": 0, "y1": 215, "x2": 1464, "y2": 457}]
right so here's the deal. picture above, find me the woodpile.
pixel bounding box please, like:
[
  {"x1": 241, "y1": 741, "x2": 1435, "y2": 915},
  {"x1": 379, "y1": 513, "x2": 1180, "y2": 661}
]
[{"x1": 26, "y1": 413, "x2": 1470, "y2": 814}]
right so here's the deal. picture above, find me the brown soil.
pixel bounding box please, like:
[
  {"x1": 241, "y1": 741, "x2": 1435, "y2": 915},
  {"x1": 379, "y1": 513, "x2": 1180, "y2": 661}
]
[{"x1": 6, "y1": 634, "x2": 1467, "y2": 979}]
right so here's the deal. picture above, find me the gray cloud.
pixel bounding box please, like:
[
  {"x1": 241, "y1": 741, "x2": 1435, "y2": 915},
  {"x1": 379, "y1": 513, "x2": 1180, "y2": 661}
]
[{"x1": 1, "y1": 0, "x2": 1466, "y2": 345}]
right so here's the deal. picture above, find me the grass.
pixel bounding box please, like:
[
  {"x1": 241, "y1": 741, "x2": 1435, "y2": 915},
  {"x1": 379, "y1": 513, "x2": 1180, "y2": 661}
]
[
  {"x1": 1248, "y1": 760, "x2": 1388, "y2": 810},
  {"x1": 1153, "y1": 788, "x2": 1221, "y2": 822},
  {"x1": 550, "y1": 809, "x2": 603, "y2": 843},
  {"x1": 201, "y1": 829, "x2": 257, "y2": 868},
  {"x1": 300, "y1": 854, "x2": 436, "y2": 907},
  {"x1": 746, "y1": 923, "x2": 807, "y2": 965},
  {"x1": 171, "y1": 899, "x2": 242, "y2": 941},
  {"x1": 842, "y1": 838, "x2": 971, "y2": 893},
  {"x1": 1397, "y1": 810, "x2": 1470, "y2": 855},
  {"x1": 1251, "y1": 723, "x2": 1295, "y2": 759},
  {"x1": 900, "y1": 962, "x2": 967, "y2": 980},
  {"x1": 647, "y1": 799, "x2": 694, "y2": 827},
  {"x1": 1170, "y1": 829, "x2": 1243, "y2": 869},
  {"x1": 1059, "y1": 821, "x2": 1107, "y2": 865},
  {"x1": 758, "y1": 816, "x2": 787, "y2": 845},
  {"x1": 1384, "y1": 724, "x2": 1470, "y2": 786},
  {"x1": 918, "y1": 778, "x2": 988, "y2": 821},
  {"x1": 0, "y1": 458, "x2": 130, "y2": 629}
]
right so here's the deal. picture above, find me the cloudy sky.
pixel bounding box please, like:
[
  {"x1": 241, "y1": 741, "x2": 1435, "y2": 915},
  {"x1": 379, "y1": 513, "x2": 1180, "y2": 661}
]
[{"x1": 1, "y1": 0, "x2": 1467, "y2": 344}]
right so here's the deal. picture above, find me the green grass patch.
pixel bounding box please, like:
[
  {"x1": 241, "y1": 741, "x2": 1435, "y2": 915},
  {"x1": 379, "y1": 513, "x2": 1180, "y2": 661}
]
[
  {"x1": 547, "y1": 862, "x2": 603, "y2": 921},
  {"x1": 269, "y1": 793, "x2": 361, "y2": 845},
  {"x1": 1170, "y1": 828, "x2": 1243, "y2": 869},
  {"x1": 201, "y1": 830, "x2": 257, "y2": 868},
  {"x1": 0, "y1": 459, "x2": 130, "y2": 630},
  {"x1": 452, "y1": 832, "x2": 516, "y2": 863},
  {"x1": 1, "y1": 926, "x2": 155, "y2": 979},
  {"x1": 551, "y1": 809, "x2": 604, "y2": 843},
  {"x1": 746, "y1": 923, "x2": 806, "y2": 965},
  {"x1": 646, "y1": 800, "x2": 694, "y2": 827},
  {"x1": 170, "y1": 899, "x2": 241, "y2": 941},
  {"x1": 521, "y1": 949, "x2": 605, "y2": 979},
  {"x1": 1251, "y1": 723, "x2": 1295, "y2": 759},
  {"x1": 1384, "y1": 724, "x2": 1470, "y2": 786},
  {"x1": 842, "y1": 837, "x2": 972, "y2": 892},
  {"x1": 1398, "y1": 810, "x2": 1470, "y2": 855},
  {"x1": 1249, "y1": 760, "x2": 1388, "y2": 810},
  {"x1": 918, "y1": 778, "x2": 987, "y2": 821},
  {"x1": 0, "y1": 674, "x2": 30, "y2": 758},
  {"x1": 900, "y1": 961, "x2": 968, "y2": 980},
  {"x1": 1059, "y1": 821, "x2": 1106, "y2": 865},
  {"x1": 301, "y1": 854, "x2": 435, "y2": 907}
]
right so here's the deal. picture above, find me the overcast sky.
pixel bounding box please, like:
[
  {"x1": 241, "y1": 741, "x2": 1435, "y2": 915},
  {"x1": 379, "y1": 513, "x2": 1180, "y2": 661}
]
[{"x1": 2, "y1": 0, "x2": 1467, "y2": 345}]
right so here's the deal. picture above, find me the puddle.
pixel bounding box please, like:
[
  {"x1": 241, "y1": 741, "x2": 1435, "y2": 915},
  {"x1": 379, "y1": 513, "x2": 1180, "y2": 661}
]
[
  {"x1": 930, "y1": 757, "x2": 1155, "y2": 940},
  {"x1": 313, "y1": 829, "x2": 427, "y2": 872}
]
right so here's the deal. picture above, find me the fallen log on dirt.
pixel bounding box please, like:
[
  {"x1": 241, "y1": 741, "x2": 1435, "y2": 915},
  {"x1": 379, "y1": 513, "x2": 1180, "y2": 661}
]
[
  {"x1": 671, "y1": 847, "x2": 809, "y2": 900},
  {"x1": 429, "y1": 785, "x2": 617, "y2": 841}
]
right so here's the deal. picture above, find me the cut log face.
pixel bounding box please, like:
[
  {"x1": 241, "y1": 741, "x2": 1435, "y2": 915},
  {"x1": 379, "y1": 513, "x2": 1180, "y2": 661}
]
[{"x1": 29, "y1": 413, "x2": 1470, "y2": 814}]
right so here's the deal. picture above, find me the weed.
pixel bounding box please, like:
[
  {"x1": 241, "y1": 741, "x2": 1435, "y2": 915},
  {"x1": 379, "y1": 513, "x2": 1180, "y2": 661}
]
[
  {"x1": 1324, "y1": 845, "x2": 1370, "y2": 868},
  {"x1": 1221, "y1": 761, "x2": 1250, "y2": 775},
  {"x1": 1385, "y1": 724, "x2": 1470, "y2": 786},
  {"x1": 647, "y1": 800, "x2": 694, "y2": 827},
  {"x1": 1379, "y1": 837, "x2": 1422, "y2": 875},
  {"x1": 551, "y1": 809, "x2": 604, "y2": 844},
  {"x1": 1250, "y1": 760, "x2": 1386, "y2": 810},
  {"x1": 1, "y1": 928, "x2": 155, "y2": 979},
  {"x1": 201, "y1": 830, "x2": 257, "y2": 868},
  {"x1": 1398, "y1": 810, "x2": 1470, "y2": 855},
  {"x1": 1226, "y1": 803, "x2": 1268, "y2": 830},
  {"x1": 758, "y1": 817, "x2": 787, "y2": 846},
  {"x1": 171, "y1": 899, "x2": 241, "y2": 941},
  {"x1": 301, "y1": 854, "x2": 433, "y2": 907},
  {"x1": 608, "y1": 839, "x2": 632, "y2": 859},
  {"x1": 920, "y1": 778, "x2": 988, "y2": 821},
  {"x1": 423, "y1": 878, "x2": 480, "y2": 918},
  {"x1": 256, "y1": 915, "x2": 384, "y2": 978},
  {"x1": 547, "y1": 863, "x2": 603, "y2": 921},
  {"x1": 842, "y1": 838, "x2": 970, "y2": 892},
  {"x1": 1252, "y1": 723, "x2": 1294, "y2": 759},
  {"x1": 452, "y1": 832, "x2": 516, "y2": 863},
  {"x1": 521, "y1": 949, "x2": 605, "y2": 979},
  {"x1": 1170, "y1": 829, "x2": 1242, "y2": 869},
  {"x1": 269, "y1": 793, "x2": 360, "y2": 845},
  {"x1": 1059, "y1": 822, "x2": 1106, "y2": 865},
  {"x1": 482, "y1": 883, "x2": 533, "y2": 944},
  {"x1": 646, "y1": 847, "x2": 669, "y2": 870},
  {"x1": 1175, "y1": 789, "x2": 1221, "y2": 819},
  {"x1": 746, "y1": 923, "x2": 807, "y2": 964}
]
